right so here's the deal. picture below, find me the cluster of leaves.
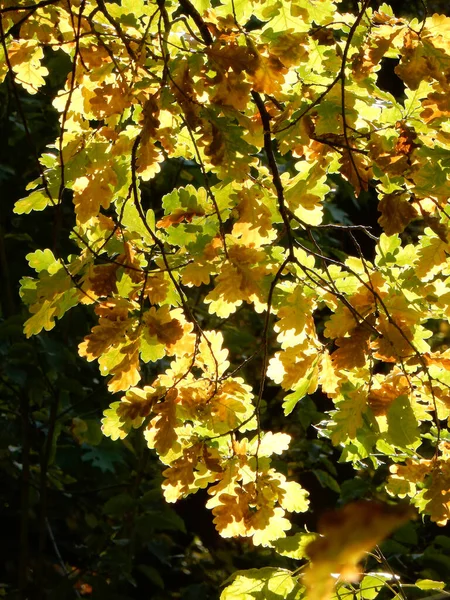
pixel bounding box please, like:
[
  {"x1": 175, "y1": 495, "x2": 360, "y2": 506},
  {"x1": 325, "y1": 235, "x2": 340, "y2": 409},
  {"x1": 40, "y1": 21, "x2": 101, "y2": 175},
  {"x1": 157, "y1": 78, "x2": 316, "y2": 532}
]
[{"x1": 3, "y1": 0, "x2": 450, "y2": 597}]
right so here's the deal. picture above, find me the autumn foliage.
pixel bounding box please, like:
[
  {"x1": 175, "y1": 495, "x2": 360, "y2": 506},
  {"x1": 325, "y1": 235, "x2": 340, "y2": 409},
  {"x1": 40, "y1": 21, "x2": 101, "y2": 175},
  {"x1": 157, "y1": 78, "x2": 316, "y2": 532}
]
[{"x1": 3, "y1": 0, "x2": 450, "y2": 596}]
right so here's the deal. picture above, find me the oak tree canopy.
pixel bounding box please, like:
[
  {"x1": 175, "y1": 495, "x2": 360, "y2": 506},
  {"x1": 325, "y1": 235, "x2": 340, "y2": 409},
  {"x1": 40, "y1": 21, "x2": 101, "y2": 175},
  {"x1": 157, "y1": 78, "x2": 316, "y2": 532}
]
[{"x1": 3, "y1": 0, "x2": 450, "y2": 597}]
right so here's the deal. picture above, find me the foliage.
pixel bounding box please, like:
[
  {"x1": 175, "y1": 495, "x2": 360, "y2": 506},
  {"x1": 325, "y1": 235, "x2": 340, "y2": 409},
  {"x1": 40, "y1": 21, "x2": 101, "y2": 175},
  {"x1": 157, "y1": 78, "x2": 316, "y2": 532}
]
[{"x1": 3, "y1": 0, "x2": 450, "y2": 598}]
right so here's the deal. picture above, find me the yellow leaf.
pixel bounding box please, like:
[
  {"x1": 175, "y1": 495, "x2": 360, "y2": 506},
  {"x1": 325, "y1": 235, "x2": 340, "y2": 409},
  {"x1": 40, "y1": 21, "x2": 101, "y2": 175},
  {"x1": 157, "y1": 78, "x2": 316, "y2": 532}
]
[
  {"x1": 105, "y1": 341, "x2": 141, "y2": 393},
  {"x1": 249, "y1": 54, "x2": 287, "y2": 94},
  {"x1": 196, "y1": 330, "x2": 230, "y2": 378},
  {"x1": 330, "y1": 388, "x2": 367, "y2": 445},
  {"x1": 275, "y1": 286, "x2": 316, "y2": 348},
  {"x1": 231, "y1": 188, "x2": 275, "y2": 246},
  {"x1": 368, "y1": 369, "x2": 410, "y2": 416},
  {"x1": 414, "y1": 231, "x2": 449, "y2": 279},
  {"x1": 8, "y1": 40, "x2": 48, "y2": 94},
  {"x1": 267, "y1": 344, "x2": 318, "y2": 390},
  {"x1": 79, "y1": 316, "x2": 130, "y2": 362},
  {"x1": 136, "y1": 140, "x2": 163, "y2": 181},
  {"x1": 256, "y1": 432, "x2": 292, "y2": 457},
  {"x1": 318, "y1": 351, "x2": 341, "y2": 397},
  {"x1": 278, "y1": 480, "x2": 309, "y2": 513},
  {"x1": 181, "y1": 261, "x2": 211, "y2": 287},
  {"x1": 72, "y1": 167, "x2": 118, "y2": 224},
  {"x1": 421, "y1": 461, "x2": 450, "y2": 526}
]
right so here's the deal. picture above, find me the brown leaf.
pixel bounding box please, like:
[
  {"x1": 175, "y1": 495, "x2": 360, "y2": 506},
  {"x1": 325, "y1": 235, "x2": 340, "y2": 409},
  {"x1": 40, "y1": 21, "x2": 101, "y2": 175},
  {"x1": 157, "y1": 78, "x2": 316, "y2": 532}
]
[
  {"x1": 152, "y1": 388, "x2": 179, "y2": 456},
  {"x1": 378, "y1": 193, "x2": 417, "y2": 235},
  {"x1": 331, "y1": 323, "x2": 371, "y2": 370},
  {"x1": 368, "y1": 369, "x2": 410, "y2": 416},
  {"x1": 157, "y1": 207, "x2": 205, "y2": 229},
  {"x1": 339, "y1": 150, "x2": 373, "y2": 196}
]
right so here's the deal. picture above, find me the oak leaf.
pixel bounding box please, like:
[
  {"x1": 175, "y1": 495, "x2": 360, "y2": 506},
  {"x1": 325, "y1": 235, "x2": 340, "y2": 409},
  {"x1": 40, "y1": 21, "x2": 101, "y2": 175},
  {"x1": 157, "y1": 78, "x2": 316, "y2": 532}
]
[
  {"x1": 275, "y1": 286, "x2": 316, "y2": 348},
  {"x1": 267, "y1": 344, "x2": 319, "y2": 391},
  {"x1": 378, "y1": 193, "x2": 418, "y2": 235},
  {"x1": 99, "y1": 339, "x2": 141, "y2": 393},
  {"x1": 149, "y1": 388, "x2": 180, "y2": 457},
  {"x1": 339, "y1": 150, "x2": 373, "y2": 196},
  {"x1": 331, "y1": 324, "x2": 371, "y2": 370},
  {"x1": 162, "y1": 444, "x2": 205, "y2": 502},
  {"x1": 249, "y1": 54, "x2": 287, "y2": 95},
  {"x1": 330, "y1": 388, "x2": 367, "y2": 445},
  {"x1": 368, "y1": 370, "x2": 410, "y2": 416},
  {"x1": 7, "y1": 39, "x2": 49, "y2": 94},
  {"x1": 72, "y1": 167, "x2": 118, "y2": 225}
]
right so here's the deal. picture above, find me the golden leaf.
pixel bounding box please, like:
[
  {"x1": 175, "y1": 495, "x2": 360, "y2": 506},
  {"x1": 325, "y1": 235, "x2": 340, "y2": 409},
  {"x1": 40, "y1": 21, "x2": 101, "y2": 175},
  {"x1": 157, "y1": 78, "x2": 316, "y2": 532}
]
[
  {"x1": 205, "y1": 253, "x2": 264, "y2": 318},
  {"x1": 269, "y1": 31, "x2": 309, "y2": 68},
  {"x1": 318, "y1": 351, "x2": 341, "y2": 397},
  {"x1": 89, "y1": 81, "x2": 132, "y2": 118},
  {"x1": 395, "y1": 31, "x2": 428, "y2": 90},
  {"x1": 157, "y1": 207, "x2": 205, "y2": 229},
  {"x1": 275, "y1": 286, "x2": 316, "y2": 348},
  {"x1": 73, "y1": 167, "x2": 118, "y2": 224},
  {"x1": 422, "y1": 461, "x2": 450, "y2": 526},
  {"x1": 330, "y1": 388, "x2": 367, "y2": 445},
  {"x1": 106, "y1": 340, "x2": 141, "y2": 393},
  {"x1": 80, "y1": 263, "x2": 118, "y2": 303},
  {"x1": 207, "y1": 378, "x2": 254, "y2": 432},
  {"x1": 421, "y1": 91, "x2": 450, "y2": 123},
  {"x1": 206, "y1": 41, "x2": 256, "y2": 74},
  {"x1": 339, "y1": 150, "x2": 373, "y2": 196},
  {"x1": 304, "y1": 501, "x2": 414, "y2": 600},
  {"x1": 267, "y1": 344, "x2": 318, "y2": 391},
  {"x1": 144, "y1": 273, "x2": 169, "y2": 304},
  {"x1": 78, "y1": 318, "x2": 129, "y2": 362},
  {"x1": 136, "y1": 140, "x2": 163, "y2": 181},
  {"x1": 249, "y1": 54, "x2": 287, "y2": 95},
  {"x1": 368, "y1": 369, "x2": 410, "y2": 416},
  {"x1": 116, "y1": 387, "x2": 159, "y2": 422},
  {"x1": 209, "y1": 489, "x2": 250, "y2": 538},
  {"x1": 196, "y1": 330, "x2": 230, "y2": 378},
  {"x1": 371, "y1": 317, "x2": 414, "y2": 362},
  {"x1": 143, "y1": 306, "x2": 184, "y2": 347},
  {"x1": 211, "y1": 71, "x2": 253, "y2": 111},
  {"x1": 181, "y1": 261, "x2": 211, "y2": 287},
  {"x1": 162, "y1": 444, "x2": 201, "y2": 502},
  {"x1": 414, "y1": 232, "x2": 449, "y2": 279},
  {"x1": 151, "y1": 388, "x2": 180, "y2": 456},
  {"x1": 231, "y1": 188, "x2": 275, "y2": 246}
]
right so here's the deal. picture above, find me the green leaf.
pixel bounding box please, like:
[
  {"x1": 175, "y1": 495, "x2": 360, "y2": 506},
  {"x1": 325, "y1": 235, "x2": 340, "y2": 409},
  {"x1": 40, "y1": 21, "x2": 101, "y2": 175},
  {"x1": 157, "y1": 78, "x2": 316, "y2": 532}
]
[
  {"x1": 221, "y1": 568, "x2": 305, "y2": 600},
  {"x1": 140, "y1": 331, "x2": 166, "y2": 363},
  {"x1": 101, "y1": 401, "x2": 130, "y2": 441},
  {"x1": 376, "y1": 233, "x2": 401, "y2": 266},
  {"x1": 272, "y1": 532, "x2": 318, "y2": 560},
  {"x1": 312, "y1": 469, "x2": 340, "y2": 493},
  {"x1": 415, "y1": 579, "x2": 445, "y2": 591},
  {"x1": 14, "y1": 188, "x2": 52, "y2": 214},
  {"x1": 26, "y1": 249, "x2": 58, "y2": 273},
  {"x1": 120, "y1": 200, "x2": 155, "y2": 244},
  {"x1": 386, "y1": 395, "x2": 420, "y2": 448},
  {"x1": 359, "y1": 574, "x2": 388, "y2": 599}
]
